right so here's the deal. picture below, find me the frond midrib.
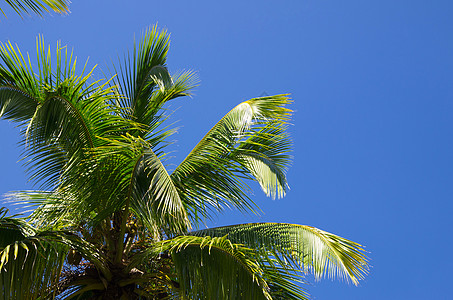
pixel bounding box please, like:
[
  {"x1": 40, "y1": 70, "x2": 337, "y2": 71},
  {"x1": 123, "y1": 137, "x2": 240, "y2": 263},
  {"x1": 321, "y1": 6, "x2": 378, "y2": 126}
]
[
  {"x1": 0, "y1": 85, "x2": 40, "y2": 104},
  {"x1": 43, "y1": 94, "x2": 96, "y2": 150}
]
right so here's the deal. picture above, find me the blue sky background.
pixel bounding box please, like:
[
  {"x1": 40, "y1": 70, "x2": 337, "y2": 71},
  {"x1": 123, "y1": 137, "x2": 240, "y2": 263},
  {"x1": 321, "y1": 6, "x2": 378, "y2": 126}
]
[{"x1": 1, "y1": 1, "x2": 453, "y2": 299}]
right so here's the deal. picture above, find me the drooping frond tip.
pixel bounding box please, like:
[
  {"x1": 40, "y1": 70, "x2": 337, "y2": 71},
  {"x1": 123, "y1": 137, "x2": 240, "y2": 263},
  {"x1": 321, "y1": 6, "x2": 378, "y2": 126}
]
[
  {"x1": 244, "y1": 94, "x2": 293, "y2": 122},
  {"x1": 233, "y1": 94, "x2": 293, "y2": 199},
  {"x1": 192, "y1": 222, "x2": 369, "y2": 286},
  {"x1": 170, "y1": 94, "x2": 293, "y2": 222}
]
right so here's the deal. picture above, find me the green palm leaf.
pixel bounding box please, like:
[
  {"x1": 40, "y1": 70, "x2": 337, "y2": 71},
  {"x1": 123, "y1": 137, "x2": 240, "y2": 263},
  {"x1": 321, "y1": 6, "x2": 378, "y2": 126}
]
[
  {"x1": 1, "y1": 37, "x2": 130, "y2": 189},
  {"x1": 0, "y1": 86, "x2": 39, "y2": 122},
  {"x1": 1, "y1": 0, "x2": 69, "y2": 17},
  {"x1": 193, "y1": 223, "x2": 369, "y2": 285},
  {"x1": 0, "y1": 41, "x2": 41, "y2": 122},
  {"x1": 236, "y1": 121, "x2": 292, "y2": 199},
  {"x1": 89, "y1": 134, "x2": 190, "y2": 235},
  {"x1": 0, "y1": 208, "x2": 68, "y2": 299},
  {"x1": 152, "y1": 235, "x2": 272, "y2": 300},
  {"x1": 171, "y1": 95, "x2": 292, "y2": 221},
  {"x1": 260, "y1": 263, "x2": 310, "y2": 300},
  {"x1": 0, "y1": 208, "x2": 114, "y2": 299},
  {"x1": 113, "y1": 26, "x2": 196, "y2": 131}
]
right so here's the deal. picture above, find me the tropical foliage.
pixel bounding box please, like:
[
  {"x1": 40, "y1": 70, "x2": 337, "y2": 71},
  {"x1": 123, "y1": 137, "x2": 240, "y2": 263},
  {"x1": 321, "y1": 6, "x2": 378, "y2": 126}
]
[
  {"x1": 1, "y1": 0, "x2": 69, "y2": 17},
  {"x1": 0, "y1": 26, "x2": 368, "y2": 299}
]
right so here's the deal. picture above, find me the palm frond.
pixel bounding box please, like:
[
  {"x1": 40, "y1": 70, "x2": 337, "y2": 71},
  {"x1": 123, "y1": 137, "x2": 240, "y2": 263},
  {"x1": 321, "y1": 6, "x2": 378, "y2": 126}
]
[
  {"x1": 88, "y1": 134, "x2": 190, "y2": 234},
  {"x1": 0, "y1": 87, "x2": 39, "y2": 122},
  {"x1": 1, "y1": 0, "x2": 69, "y2": 17},
  {"x1": 0, "y1": 208, "x2": 68, "y2": 299},
  {"x1": 39, "y1": 230, "x2": 111, "y2": 281},
  {"x1": 150, "y1": 235, "x2": 272, "y2": 300},
  {"x1": 171, "y1": 95, "x2": 292, "y2": 222},
  {"x1": 0, "y1": 207, "x2": 28, "y2": 243},
  {"x1": 113, "y1": 26, "x2": 197, "y2": 135},
  {"x1": 141, "y1": 70, "x2": 197, "y2": 126},
  {"x1": 113, "y1": 26, "x2": 169, "y2": 121},
  {"x1": 192, "y1": 223, "x2": 369, "y2": 285},
  {"x1": 236, "y1": 121, "x2": 292, "y2": 199},
  {"x1": 0, "y1": 37, "x2": 133, "y2": 189},
  {"x1": 0, "y1": 41, "x2": 42, "y2": 116},
  {"x1": 260, "y1": 263, "x2": 310, "y2": 300},
  {"x1": 5, "y1": 191, "x2": 72, "y2": 229}
]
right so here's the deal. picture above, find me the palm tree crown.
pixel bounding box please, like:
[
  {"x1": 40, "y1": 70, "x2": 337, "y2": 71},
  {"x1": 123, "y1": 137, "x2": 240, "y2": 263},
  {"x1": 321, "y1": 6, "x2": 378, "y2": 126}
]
[{"x1": 0, "y1": 26, "x2": 368, "y2": 299}]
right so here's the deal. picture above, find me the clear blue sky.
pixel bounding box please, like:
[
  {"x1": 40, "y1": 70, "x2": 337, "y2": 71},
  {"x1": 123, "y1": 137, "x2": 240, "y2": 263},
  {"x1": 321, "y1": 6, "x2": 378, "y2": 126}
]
[{"x1": 1, "y1": 1, "x2": 453, "y2": 299}]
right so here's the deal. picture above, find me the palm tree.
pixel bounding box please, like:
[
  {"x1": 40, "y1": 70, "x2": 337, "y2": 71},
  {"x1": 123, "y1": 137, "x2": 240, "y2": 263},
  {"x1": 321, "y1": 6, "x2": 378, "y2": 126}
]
[
  {"x1": 1, "y1": 0, "x2": 69, "y2": 17},
  {"x1": 0, "y1": 26, "x2": 368, "y2": 299}
]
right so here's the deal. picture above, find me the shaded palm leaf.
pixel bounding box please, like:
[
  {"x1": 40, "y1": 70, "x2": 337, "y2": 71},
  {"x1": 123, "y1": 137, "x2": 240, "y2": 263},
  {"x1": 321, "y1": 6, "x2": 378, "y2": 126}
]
[
  {"x1": 260, "y1": 263, "x2": 310, "y2": 300},
  {"x1": 150, "y1": 235, "x2": 271, "y2": 300},
  {"x1": 89, "y1": 135, "x2": 190, "y2": 235},
  {"x1": 0, "y1": 86, "x2": 39, "y2": 122},
  {"x1": 0, "y1": 209, "x2": 68, "y2": 299},
  {"x1": 0, "y1": 215, "x2": 112, "y2": 299}
]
